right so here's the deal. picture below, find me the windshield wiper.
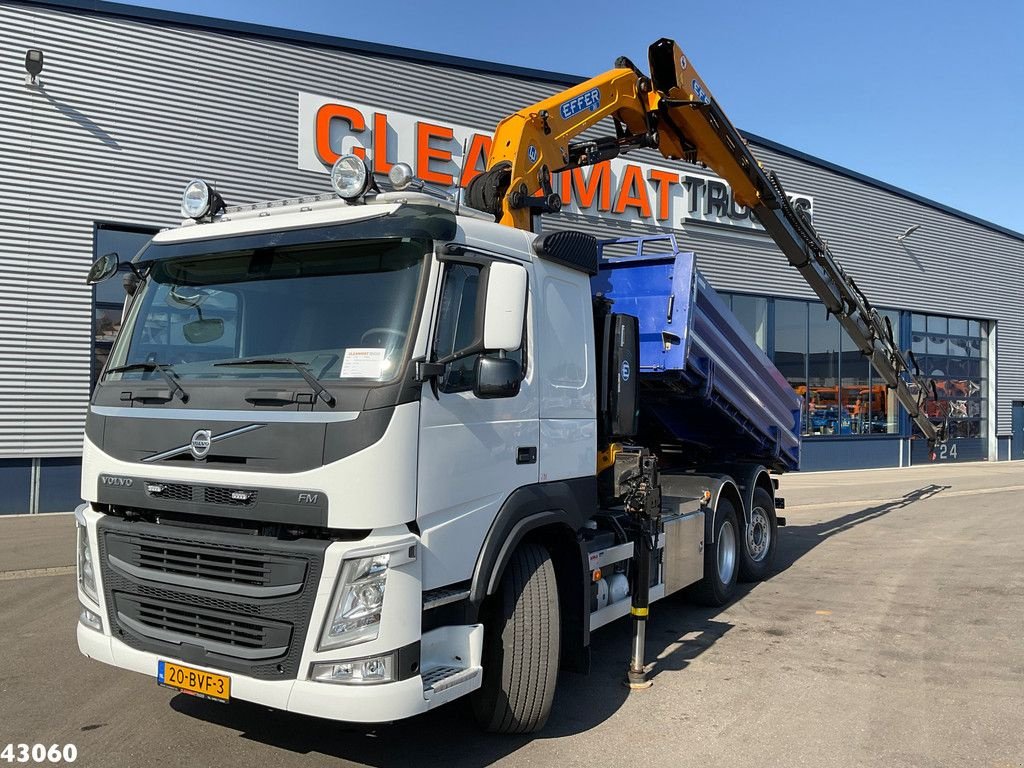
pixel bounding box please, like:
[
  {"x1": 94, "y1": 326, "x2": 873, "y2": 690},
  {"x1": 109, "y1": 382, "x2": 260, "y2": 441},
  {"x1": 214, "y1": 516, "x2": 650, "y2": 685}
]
[
  {"x1": 214, "y1": 358, "x2": 336, "y2": 406},
  {"x1": 105, "y1": 361, "x2": 189, "y2": 403}
]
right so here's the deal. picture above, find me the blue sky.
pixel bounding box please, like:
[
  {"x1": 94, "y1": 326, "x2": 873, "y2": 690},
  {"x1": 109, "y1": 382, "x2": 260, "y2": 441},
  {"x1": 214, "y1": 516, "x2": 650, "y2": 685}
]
[{"x1": 117, "y1": 0, "x2": 1023, "y2": 234}]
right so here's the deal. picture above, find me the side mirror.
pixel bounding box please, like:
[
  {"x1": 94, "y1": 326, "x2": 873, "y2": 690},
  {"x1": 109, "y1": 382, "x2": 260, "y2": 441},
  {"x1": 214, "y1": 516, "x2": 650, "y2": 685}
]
[
  {"x1": 86, "y1": 252, "x2": 119, "y2": 285},
  {"x1": 183, "y1": 318, "x2": 225, "y2": 344},
  {"x1": 483, "y1": 262, "x2": 527, "y2": 352},
  {"x1": 474, "y1": 356, "x2": 521, "y2": 399}
]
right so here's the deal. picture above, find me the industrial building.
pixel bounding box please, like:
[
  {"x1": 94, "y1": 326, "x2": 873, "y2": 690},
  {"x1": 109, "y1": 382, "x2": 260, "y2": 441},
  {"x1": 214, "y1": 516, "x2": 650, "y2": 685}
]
[{"x1": 2, "y1": 0, "x2": 1022, "y2": 514}]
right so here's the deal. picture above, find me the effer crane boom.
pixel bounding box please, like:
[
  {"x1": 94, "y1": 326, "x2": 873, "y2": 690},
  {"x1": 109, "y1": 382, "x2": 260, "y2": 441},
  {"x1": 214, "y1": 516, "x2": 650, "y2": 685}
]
[{"x1": 467, "y1": 37, "x2": 945, "y2": 451}]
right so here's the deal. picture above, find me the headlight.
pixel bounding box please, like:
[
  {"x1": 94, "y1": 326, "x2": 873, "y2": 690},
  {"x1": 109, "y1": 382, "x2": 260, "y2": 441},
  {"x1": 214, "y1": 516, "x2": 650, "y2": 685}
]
[
  {"x1": 310, "y1": 653, "x2": 395, "y2": 685},
  {"x1": 318, "y1": 553, "x2": 390, "y2": 650},
  {"x1": 77, "y1": 523, "x2": 98, "y2": 604}
]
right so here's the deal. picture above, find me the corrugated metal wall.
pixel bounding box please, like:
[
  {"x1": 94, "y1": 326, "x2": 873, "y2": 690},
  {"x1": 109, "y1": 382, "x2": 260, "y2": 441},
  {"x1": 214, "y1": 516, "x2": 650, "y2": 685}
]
[{"x1": 1, "y1": 0, "x2": 1021, "y2": 458}]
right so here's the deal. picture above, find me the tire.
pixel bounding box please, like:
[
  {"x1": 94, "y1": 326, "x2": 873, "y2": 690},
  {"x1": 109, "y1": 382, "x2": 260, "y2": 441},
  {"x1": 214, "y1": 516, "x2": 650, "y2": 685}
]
[
  {"x1": 692, "y1": 497, "x2": 739, "y2": 606},
  {"x1": 738, "y1": 487, "x2": 778, "y2": 582},
  {"x1": 471, "y1": 542, "x2": 560, "y2": 734}
]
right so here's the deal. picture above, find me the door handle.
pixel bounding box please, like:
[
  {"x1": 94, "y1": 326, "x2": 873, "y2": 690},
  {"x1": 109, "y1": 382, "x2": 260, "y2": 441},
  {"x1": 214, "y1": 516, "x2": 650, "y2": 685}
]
[{"x1": 516, "y1": 446, "x2": 537, "y2": 465}]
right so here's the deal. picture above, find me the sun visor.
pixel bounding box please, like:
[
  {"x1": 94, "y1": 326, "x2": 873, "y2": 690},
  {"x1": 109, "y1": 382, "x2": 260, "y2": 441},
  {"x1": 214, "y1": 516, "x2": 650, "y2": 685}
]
[{"x1": 135, "y1": 204, "x2": 456, "y2": 266}]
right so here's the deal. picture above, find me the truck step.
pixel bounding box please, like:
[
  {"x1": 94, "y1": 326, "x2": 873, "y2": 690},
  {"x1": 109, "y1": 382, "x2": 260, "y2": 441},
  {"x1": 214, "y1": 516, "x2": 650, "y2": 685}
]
[
  {"x1": 423, "y1": 586, "x2": 471, "y2": 611},
  {"x1": 421, "y1": 665, "x2": 481, "y2": 696}
]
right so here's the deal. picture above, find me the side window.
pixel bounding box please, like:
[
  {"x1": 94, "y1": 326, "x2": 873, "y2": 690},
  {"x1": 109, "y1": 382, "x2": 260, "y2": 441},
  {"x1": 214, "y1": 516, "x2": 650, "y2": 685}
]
[
  {"x1": 92, "y1": 224, "x2": 159, "y2": 388},
  {"x1": 434, "y1": 261, "x2": 525, "y2": 394}
]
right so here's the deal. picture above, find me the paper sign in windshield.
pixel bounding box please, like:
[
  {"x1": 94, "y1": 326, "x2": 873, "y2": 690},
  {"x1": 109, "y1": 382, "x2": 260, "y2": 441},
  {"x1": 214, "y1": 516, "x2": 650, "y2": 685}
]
[{"x1": 340, "y1": 348, "x2": 387, "y2": 378}]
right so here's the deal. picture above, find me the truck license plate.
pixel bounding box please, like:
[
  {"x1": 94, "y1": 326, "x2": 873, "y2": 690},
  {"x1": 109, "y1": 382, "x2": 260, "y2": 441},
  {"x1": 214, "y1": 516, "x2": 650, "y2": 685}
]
[{"x1": 158, "y1": 660, "x2": 230, "y2": 703}]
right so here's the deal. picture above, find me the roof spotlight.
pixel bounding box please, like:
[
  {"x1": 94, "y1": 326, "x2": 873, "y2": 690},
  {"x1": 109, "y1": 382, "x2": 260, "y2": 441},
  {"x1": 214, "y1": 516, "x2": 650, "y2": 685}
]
[
  {"x1": 25, "y1": 49, "x2": 43, "y2": 83},
  {"x1": 388, "y1": 162, "x2": 418, "y2": 191},
  {"x1": 331, "y1": 154, "x2": 377, "y2": 201},
  {"x1": 180, "y1": 179, "x2": 226, "y2": 221}
]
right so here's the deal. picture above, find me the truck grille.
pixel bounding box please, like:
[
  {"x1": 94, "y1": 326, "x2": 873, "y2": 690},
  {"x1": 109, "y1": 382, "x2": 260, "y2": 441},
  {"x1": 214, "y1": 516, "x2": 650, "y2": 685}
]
[
  {"x1": 136, "y1": 541, "x2": 269, "y2": 585},
  {"x1": 143, "y1": 481, "x2": 258, "y2": 506},
  {"x1": 147, "y1": 482, "x2": 192, "y2": 502},
  {"x1": 115, "y1": 594, "x2": 291, "y2": 660},
  {"x1": 97, "y1": 516, "x2": 328, "y2": 680},
  {"x1": 204, "y1": 486, "x2": 258, "y2": 506},
  {"x1": 105, "y1": 534, "x2": 308, "y2": 597}
]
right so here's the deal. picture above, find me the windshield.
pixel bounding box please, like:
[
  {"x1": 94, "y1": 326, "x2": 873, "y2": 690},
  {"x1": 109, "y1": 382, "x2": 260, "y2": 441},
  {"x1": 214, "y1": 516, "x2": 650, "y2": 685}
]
[{"x1": 105, "y1": 237, "x2": 427, "y2": 384}]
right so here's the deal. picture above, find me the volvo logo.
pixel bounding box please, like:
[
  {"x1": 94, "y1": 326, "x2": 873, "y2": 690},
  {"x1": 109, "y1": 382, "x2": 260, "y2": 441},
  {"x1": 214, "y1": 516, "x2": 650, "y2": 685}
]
[
  {"x1": 143, "y1": 424, "x2": 265, "y2": 464},
  {"x1": 101, "y1": 476, "x2": 133, "y2": 487},
  {"x1": 190, "y1": 429, "x2": 212, "y2": 460}
]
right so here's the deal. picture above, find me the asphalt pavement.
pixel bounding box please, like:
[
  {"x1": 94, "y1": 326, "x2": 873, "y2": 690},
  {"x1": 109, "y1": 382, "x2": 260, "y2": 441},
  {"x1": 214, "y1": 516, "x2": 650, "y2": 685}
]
[{"x1": 1, "y1": 462, "x2": 1022, "y2": 767}]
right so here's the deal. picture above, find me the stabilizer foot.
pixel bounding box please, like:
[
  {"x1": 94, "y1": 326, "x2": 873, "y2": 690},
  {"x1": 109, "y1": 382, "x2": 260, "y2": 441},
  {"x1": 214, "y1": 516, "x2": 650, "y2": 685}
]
[{"x1": 625, "y1": 669, "x2": 653, "y2": 689}]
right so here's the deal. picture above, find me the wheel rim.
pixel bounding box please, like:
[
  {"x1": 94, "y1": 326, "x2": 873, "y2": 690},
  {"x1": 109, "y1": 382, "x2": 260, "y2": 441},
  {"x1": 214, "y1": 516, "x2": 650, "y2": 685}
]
[
  {"x1": 746, "y1": 506, "x2": 771, "y2": 563},
  {"x1": 717, "y1": 520, "x2": 736, "y2": 585}
]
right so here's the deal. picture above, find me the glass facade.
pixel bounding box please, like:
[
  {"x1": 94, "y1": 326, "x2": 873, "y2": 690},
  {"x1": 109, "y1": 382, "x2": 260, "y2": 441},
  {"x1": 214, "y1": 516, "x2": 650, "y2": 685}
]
[{"x1": 721, "y1": 290, "x2": 987, "y2": 446}]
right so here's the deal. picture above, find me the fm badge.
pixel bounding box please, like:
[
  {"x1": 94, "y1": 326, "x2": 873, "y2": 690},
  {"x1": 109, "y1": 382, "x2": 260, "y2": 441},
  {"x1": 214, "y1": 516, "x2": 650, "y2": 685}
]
[{"x1": 190, "y1": 429, "x2": 212, "y2": 460}]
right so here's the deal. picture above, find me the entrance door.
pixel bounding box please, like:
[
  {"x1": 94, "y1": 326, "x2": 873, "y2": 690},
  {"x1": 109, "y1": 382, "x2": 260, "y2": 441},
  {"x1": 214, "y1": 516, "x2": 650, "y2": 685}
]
[
  {"x1": 1013, "y1": 402, "x2": 1024, "y2": 460},
  {"x1": 416, "y1": 257, "x2": 538, "y2": 591}
]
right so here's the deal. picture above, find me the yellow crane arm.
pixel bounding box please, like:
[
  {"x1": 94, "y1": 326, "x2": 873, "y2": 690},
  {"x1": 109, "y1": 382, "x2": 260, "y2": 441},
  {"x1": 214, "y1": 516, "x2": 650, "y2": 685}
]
[
  {"x1": 478, "y1": 65, "x2": 655, "y2": 232},
  {"x1": 466, "y1": 38, "x2": 946, "y2": 450},
  {"x1": 466, "y1": 39, "x2": 769, "y2": 231}
]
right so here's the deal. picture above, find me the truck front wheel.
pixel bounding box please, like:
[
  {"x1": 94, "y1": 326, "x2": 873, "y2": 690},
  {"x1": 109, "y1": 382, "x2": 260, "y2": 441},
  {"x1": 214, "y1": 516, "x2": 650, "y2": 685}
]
[
  {"x1": 471, "y1": 542, "x2": 560, "y2": 734},
  {"x1": 738, "y1": 487, "x2": 778, "y2": 582},
  {"x1": 691, "y1": 498, "x2": 739, "y2": 606}
]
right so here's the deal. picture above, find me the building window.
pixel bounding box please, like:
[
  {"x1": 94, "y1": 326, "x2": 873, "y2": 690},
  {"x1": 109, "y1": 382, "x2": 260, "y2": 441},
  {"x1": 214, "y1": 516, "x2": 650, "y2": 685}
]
[
  {"x1": 911, "y1": 313, "x2": 987, "y2": 439},
  {"x1": 770, "y1": 298, "x2": 901, "y2": 437},
  {"x1": 722, "y1": 288, "x2": 987, "y2": 441},
  {"x1": 92, "y1": 224, "x2": 157, "y2": 387},
  {"x1": 719, "y1": 292, "x2": 768, "y2": 351},
  {"x1": 773, "y1": 299, "x2": 808, "y2": 431},
  {"x1": 807, "y1": 302, "x2": 842, "y2": 435}
]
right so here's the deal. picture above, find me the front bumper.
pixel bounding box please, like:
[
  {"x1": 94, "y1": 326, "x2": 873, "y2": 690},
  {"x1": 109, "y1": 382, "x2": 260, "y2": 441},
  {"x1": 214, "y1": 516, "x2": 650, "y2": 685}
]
[
  {"x1": 77, "y1": 622, "x2": 431, "y2": 722},
  {"x1": 75, "y1": 504, "x2": 482, "y2": 723}
]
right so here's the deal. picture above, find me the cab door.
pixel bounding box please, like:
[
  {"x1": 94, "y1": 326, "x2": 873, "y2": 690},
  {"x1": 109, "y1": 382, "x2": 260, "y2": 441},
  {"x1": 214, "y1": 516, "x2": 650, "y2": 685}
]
[{"x1": 416, "y1": 254, "x2": 538, "y2": 591}]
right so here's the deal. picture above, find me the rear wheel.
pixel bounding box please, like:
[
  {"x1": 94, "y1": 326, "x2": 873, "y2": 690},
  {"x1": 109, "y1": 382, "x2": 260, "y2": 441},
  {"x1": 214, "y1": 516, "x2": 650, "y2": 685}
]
[
  {"x1": 692, "y1": 498, "x2": 739, "y2": 606},
  {"x1": 739, "y1": 487, "x2": 778, "y2": 582},
  {"x1": 471, "y1": 542, "x2": 560, "y2": 734}
]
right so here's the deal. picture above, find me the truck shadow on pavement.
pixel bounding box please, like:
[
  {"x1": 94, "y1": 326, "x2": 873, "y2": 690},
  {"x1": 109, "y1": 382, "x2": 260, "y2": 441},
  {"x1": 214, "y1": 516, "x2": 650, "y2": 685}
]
[
  {"x1": 169, "y1": 483, "x2": 949, "y2": 766},
  {"x1": 170, "y1": 613, "x2": 732, "y2": 765},
  {"x1": 771, "y1": 483, "x2": 950, "y2": 577}
]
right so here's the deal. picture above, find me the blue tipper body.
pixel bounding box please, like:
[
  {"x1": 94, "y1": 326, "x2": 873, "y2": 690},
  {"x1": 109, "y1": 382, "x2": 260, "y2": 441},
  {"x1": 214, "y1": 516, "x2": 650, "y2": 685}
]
[{"x1": 592, "y1": 236, "x2": 802, "y2": 472}]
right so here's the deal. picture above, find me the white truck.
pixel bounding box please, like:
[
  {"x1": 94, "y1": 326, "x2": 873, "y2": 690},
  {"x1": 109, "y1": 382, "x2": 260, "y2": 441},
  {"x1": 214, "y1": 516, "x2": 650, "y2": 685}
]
[{"x1": 76, "y1": 39, "x2": 942, "y2": 733}]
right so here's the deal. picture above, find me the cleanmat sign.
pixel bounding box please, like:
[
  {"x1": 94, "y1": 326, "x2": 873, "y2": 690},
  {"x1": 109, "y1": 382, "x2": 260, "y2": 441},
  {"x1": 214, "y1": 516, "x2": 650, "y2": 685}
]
[{"x1": 297, "y1": 92, "x2": 813, "y2": 229}]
